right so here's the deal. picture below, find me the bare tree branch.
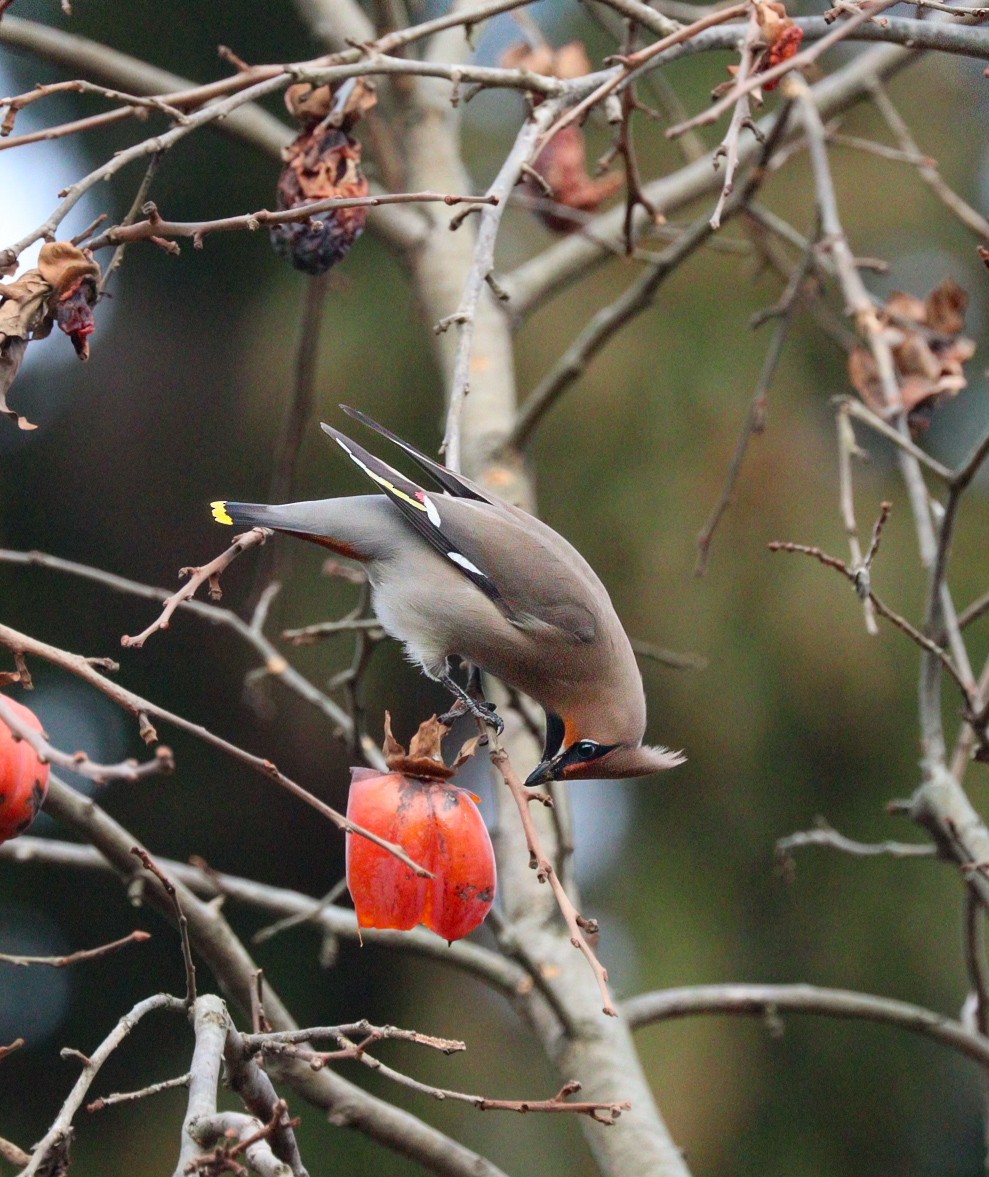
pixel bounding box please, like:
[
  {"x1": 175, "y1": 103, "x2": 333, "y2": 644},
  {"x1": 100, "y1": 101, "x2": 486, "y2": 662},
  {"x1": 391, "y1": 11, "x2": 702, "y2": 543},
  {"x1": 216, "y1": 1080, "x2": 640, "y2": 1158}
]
[{"x1": 623, "y1": 983, "x2": 989, "y2": 1069}]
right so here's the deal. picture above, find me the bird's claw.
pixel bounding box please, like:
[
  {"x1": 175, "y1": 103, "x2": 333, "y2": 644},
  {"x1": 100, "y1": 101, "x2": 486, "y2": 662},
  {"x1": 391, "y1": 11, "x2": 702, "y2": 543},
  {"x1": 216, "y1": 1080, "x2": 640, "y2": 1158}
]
[{"x1": 439, "y1": 696, "x2": 504, "y2": 734}]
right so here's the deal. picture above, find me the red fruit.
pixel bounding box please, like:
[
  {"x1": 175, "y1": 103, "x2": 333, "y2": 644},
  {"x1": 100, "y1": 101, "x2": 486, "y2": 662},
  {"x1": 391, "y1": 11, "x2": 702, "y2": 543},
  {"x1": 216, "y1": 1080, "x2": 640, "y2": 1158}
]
[
  {"x1": 346, "y1": 767, "x2": 496, "y2": 942},
  {"x1": 0, "y1": 695, "x2": 50, "y2": 845}
]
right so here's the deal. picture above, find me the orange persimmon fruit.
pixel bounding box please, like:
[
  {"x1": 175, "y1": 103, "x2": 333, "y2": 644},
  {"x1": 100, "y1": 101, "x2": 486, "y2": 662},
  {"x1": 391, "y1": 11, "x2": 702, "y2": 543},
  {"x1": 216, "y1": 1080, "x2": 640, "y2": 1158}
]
[
  {"x1": 346, "y1": 768, "x2": 496, "y2": 942},
  {"x1": 0, "y1": 694, "x2": 50, "y2": 844},
  {"x1": 345, "y1": 716, "x2": 497, "y2": 942}
]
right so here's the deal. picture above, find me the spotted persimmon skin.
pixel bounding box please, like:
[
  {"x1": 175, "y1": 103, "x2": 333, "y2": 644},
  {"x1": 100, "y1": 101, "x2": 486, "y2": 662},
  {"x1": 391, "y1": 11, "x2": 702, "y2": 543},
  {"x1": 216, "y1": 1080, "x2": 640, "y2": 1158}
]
[
  {"x1": 0, "y1": 695, "x2": 50, "y2": 845},
  {"x1": 346, "y1": 769, "x2": 496, "y2": 942}
]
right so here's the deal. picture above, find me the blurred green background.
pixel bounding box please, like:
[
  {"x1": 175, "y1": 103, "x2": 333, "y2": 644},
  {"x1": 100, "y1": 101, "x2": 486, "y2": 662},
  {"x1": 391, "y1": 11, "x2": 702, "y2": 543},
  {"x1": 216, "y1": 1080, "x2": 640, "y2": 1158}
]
[{"x1": 1, "y1": 1, "x2": 988, "y2": 1174}]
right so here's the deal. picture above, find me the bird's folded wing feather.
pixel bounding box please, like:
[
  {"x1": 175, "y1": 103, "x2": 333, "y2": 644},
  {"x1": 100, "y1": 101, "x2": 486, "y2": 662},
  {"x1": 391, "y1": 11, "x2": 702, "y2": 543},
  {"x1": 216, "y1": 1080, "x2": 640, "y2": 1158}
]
[
  {"x1": 322, "y1": 422, "x2": 506, "y2": 606},
  {"x1": 323, "y1": 422, "x2": 597, "y2": 644},
  {"x1": 433, "y1": 498, "x2": 599, "y2": 644},
  {"x1": 339, "y1": 406, "x2": 494, "y2": 503}
]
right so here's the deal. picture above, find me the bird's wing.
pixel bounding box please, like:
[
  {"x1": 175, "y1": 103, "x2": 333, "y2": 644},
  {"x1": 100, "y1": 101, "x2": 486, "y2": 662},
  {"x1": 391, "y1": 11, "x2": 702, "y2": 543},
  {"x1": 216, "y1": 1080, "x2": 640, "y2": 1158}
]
[
  {"x1": 340, "y1": 405, "x2": 494, "y2": 503},
  {"x1": 324, "y1": 422, "x2": 598, "y2": 643},
  {"x1": 433, "y1": 498, "x2": 599, "y2": 644},
  {"x1": 322, "y1": 422, "x2": 505, "y2": 607}
]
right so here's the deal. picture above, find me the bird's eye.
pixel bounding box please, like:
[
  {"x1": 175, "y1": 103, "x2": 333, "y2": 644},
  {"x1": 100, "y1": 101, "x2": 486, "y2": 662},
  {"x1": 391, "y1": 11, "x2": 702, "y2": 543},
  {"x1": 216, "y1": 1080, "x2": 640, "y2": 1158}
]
[{"x1": 575, "y1": 740, "x2": 599, "y2": 760}]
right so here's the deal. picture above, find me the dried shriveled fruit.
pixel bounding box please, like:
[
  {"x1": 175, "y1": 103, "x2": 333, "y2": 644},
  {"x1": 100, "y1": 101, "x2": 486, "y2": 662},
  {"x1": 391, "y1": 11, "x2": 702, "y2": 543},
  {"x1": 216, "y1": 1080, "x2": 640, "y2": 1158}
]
[
  {"x1": 0, "y1": 242, "x2": 100, "y2": 429},
  {"x1": 848, "y1": 277, "x2": 976, "y2": 434},
  {"x1": 717, "y1": 0, "x2": 803, "y2": 95},
  {"x1": 346, "y1": 716, "x2": 496, "y2": 942},
  {"x1": 270, "y1": 80, "x2": 376, "y2": 275},
  {"x1": 0, "y1": 694, "x2": 50, "y2": 845},
  {"x1": 500, "y1": 40, "x2": 621, "y2": 233},
  {"x1": 529, "y1": 125, "x2": 623, "y2": 233},
  {"x1": 755, "y1": 1, "x2": 804, "y2": 90}
]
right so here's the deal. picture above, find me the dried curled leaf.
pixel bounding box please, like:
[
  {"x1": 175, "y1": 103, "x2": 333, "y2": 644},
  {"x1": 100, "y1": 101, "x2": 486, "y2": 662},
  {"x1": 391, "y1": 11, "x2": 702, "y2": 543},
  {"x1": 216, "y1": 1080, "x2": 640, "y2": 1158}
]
[
  {"x1": 848, "y1": 277, "x2": 976, "y2": 434},
  {"x1": 383, "y1": 711, "x2": 453, "y2": 780},
  {"x1": 283, "y1": 79, "x2": 377, "y2": 128},
  {"x1": 0, "y1": 242, "x2": 100, "y2": 429},
  {"x1": 755, "y1": 0, "x2": 795, "y2": 44},
  {"x1": 381, "y1": 712, "x2": 482, "y2": 783},
  {"x1": 271, "y1": 80, "x2": 373, "y2": 275}
]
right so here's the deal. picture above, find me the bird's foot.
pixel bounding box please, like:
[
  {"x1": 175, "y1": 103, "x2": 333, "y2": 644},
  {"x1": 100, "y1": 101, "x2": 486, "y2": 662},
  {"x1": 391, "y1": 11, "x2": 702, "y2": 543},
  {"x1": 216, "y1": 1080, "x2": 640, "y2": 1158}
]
[{"x1": 439, "y1": 676, "x2": 505, "y2": 735}]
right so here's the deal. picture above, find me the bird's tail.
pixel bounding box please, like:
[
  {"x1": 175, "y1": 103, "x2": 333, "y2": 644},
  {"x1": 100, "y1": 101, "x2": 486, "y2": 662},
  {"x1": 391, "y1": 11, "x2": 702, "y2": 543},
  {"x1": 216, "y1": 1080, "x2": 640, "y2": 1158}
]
[
  {"x1": 211, "y1": 500, "x2": 279, "y2": 529},
  {"x1": 211, "y1": 499, "x2": 301, "y2": 532},
  {"x1": 210, "y1": 496, "x2": 398, "y2": 562}
]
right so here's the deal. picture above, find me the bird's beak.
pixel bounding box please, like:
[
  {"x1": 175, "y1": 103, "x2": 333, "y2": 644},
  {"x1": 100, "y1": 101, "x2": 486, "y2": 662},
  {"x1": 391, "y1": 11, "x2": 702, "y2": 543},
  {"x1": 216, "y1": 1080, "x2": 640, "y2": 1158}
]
[{"x1": 524, "y1": 756, "x2": 559, "y2": 787}]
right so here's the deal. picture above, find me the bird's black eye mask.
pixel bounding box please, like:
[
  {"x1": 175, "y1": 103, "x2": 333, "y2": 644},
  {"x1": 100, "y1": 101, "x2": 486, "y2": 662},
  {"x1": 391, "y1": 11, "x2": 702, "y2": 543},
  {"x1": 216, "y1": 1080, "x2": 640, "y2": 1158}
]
[
  {"x1": 558, "y1": 739, "x2": 618, "y2": 771},
  {"x1": 528, "y1": 719, "x2": 619, "y2": 785}
]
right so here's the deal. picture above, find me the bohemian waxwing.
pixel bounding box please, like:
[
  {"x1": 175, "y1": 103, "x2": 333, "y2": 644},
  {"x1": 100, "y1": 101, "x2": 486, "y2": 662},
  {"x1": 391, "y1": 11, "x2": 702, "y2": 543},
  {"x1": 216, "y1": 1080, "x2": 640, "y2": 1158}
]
[{"x1": 212, "y1": 408, "x2": 684, "y2": 785}]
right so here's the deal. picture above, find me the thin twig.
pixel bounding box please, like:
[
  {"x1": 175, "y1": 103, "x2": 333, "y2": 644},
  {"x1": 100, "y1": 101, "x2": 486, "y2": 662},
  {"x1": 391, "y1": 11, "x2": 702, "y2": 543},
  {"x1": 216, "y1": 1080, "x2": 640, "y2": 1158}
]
[
  {"x1": 281, "y1": 616, "x2": 383, "y2": 644},
  {"x1": 252, "y1": 878, "x2": 349, "y2": 945},
  {"x1": 86, "y1": 1071, "x2": 191, "y2": 1113},
  {"x1": 0, "y1": 76, "x2": 189, "y2": 134},
  {"x1": 958, "y1": 593, "x2": 989, "y2": 634},
  {"x1": 275, "y1": 1031, "x2": 632, "y2": 1124},
  {"x1": 835, "y1": 396, "x2": 879, "y2": 633},
  {"x1": 131, "y1": 848, "x2": 197, "y2": 1004},
  {"x1": 836, "y1": 398, "x2": 953, "y2": 482},
  {"x1": 709, "y1": 7, "x2": 760, "y2": 230},
  {"x1": 0, "y1": 694, "x2": 174, "y2": 784},
  {"x1": 0, "y1": 929, "x2": 151, "y2": 967},
  {"x1": 767, "y1": 529, "x2": 972, "y2": 702},
  {"x1": 488, "y1": 738, "x2": 617, "y2": 1017},
  {"x1": 120, "y1": 527, "x2": 271, "y2": 648},
  {"x1": 98, "y1": 152, "x2": 164, "y2": 295},
  {"x1": 84, "y1": 192, "x2": 499, "y2": 253},
  {"x1": 696, "y1": 221, "x2": 812, "y2": 575},
  {"x1": 868, "y1": 81, "x2": 989, "y2": 242},
  {"x1": 250, "y1": 272, "x2": 330, "y2": 606},
  {"x1": 775, "y1": 817, "x2": 934, "y2": 863}
]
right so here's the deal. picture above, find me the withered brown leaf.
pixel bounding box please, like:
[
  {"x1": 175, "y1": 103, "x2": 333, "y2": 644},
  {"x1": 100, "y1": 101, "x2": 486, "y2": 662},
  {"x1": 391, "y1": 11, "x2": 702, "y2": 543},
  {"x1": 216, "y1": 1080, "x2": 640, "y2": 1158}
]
[
  {"x1": 0, "y1": 242, "x2": 100, "y2": 429},
  {"x1": 848, "y1": 277, "x2": 976, "y2": 433}
]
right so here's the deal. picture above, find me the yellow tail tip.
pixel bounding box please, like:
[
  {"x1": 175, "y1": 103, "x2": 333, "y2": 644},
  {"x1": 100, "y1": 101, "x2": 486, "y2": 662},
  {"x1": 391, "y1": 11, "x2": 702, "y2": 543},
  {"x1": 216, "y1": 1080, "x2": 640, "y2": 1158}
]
[{"x1": 211, "y1": 500, "x2": 233, "y2": 525}]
